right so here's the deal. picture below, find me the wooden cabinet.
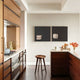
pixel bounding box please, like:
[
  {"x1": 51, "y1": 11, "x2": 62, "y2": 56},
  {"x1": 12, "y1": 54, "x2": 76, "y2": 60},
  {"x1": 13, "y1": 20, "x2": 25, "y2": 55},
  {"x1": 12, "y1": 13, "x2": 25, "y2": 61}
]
[
  {"x1": 7, "y1": 26, "x2": 20, "y2": 50},
  {"x1": 4, "y1": 0, "x2": 21, "y2": 26},
  {"x1": 16, "y1": 27, "x2": 20, "y2": 50},
  {"x1": 0, "y1": 0, "x2": 4, "y2": 63},
  {"x1": 69, "y1": 54, "x2": 80, "y2": 80},
  {"x1": 4, "y1": 6, "x2": 20, "y2": 26},
  {"x1": 51, "y1": 52, "x2": 69, "y2": 77},
  {"x1": 0, "y1": 64, "x2": 3, "y2": 80},
  {"x1": 0, "y1": 1, "x2": 4, "y2": 80},
  {"x1": 51, "y1": 52, "x2": 80, "y2": 80},
  {"x1": 4, "y1": 0, "x2": 21, "y2": 17},
  {"x1": 4, "y1": 59, "x2": 12, "y2": 80}
]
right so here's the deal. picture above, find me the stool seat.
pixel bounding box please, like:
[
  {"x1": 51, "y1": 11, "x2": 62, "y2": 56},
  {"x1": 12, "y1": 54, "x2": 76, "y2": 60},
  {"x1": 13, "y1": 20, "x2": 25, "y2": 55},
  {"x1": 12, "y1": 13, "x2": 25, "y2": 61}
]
[{"x1": 35, "y1": 55, "x2": 46, "y2": 59}]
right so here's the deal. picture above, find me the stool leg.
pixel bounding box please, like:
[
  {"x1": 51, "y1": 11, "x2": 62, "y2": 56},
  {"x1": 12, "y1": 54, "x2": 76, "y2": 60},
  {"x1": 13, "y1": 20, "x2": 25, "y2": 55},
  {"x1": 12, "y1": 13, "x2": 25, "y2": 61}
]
[
  {"x1": 38, "y1": 59, "x2": 41, "y2": 72},
  {"x1": 43, "y1": 58, "x2": 47, "y2": 73},
  {"x1": 35, "y1": 58, "x2": 38, "y2": 73},
  {"x1": 40, "y1": 59, "x2": 42, "y2": 72}
]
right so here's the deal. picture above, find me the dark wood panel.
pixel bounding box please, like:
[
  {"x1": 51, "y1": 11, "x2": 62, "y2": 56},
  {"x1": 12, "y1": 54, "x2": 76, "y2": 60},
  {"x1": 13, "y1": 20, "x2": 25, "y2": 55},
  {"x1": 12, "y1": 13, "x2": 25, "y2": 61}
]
[
  {"x1": 69, "y1": 54, "x2": 80, "y2": 80},
  {"x1": 18, "y1": 66, "x2": 71, "y2": 80},
  {"x1": 51, "y1": 52, "x2": 69, "y2": 77}
]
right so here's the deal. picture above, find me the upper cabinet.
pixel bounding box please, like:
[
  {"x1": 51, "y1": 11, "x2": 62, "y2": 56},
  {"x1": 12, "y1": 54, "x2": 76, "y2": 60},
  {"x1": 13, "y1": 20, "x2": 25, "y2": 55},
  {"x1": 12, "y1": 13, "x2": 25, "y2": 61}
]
[
  {"x1": 4, "y1": 0, "x2": 21, "y2": 26},
  {"x1": 4, "y1": 0, "x2": 21, "y2": 17}
]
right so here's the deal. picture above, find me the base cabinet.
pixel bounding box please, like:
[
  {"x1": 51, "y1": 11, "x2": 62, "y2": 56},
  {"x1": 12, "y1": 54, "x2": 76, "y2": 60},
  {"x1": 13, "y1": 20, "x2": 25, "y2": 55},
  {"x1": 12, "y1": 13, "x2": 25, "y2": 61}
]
[
  {"x1": 51, "y1": 52, "x2": 69, "y2": 77},
  {"x1": 51, "y1": 52, "x2": 80, "y2": 80},
  {"x1": 69, "y1": 54, "x2": 80, "y2": 80}
]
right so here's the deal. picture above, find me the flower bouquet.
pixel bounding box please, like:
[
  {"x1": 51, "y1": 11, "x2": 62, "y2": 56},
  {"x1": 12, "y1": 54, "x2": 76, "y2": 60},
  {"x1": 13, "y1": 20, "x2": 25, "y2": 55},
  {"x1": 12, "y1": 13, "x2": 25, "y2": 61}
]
[{"x1": 70, "y1": 42, "x2": 78, "y2": 52}]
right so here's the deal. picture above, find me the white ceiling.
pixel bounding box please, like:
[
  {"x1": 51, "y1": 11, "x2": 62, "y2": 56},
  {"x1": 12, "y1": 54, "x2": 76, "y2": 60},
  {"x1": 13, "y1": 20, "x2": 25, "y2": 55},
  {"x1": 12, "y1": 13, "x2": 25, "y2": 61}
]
[
  {"x1": 27, "y1": 0, "x2": 65, "y2": 4},
  {"x1": 18, "y1": 0, "x2": 80, "y2": 14}
]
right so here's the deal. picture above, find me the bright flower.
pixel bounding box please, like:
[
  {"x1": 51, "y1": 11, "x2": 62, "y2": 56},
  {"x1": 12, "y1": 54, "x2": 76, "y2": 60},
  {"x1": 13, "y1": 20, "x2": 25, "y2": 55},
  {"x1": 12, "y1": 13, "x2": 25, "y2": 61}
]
[{"x1": 70, "y1": 42, "x2": 78, "y2": 47}]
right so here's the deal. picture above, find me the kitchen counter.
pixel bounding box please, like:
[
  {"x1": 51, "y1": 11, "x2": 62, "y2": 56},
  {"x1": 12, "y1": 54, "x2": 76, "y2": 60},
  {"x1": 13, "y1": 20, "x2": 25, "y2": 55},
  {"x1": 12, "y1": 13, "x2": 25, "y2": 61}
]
[
  {"x1": 4, "y1": 49, "x2": 25, "y2": 62},
  {"x1": 51, "y1": 50, "x2": 80, "y2": 60}
]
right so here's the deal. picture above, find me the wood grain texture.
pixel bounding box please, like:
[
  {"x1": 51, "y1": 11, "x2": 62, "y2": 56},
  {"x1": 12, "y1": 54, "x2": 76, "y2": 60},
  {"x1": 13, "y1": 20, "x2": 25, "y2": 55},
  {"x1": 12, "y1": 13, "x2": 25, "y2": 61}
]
[
  {"x1": 4, "y1": 0, "x2": 21, "y2": 16},
  {"x1": 0, "y1": 65, "x2": 3, "y2": 80},
  {"x1": 4, "y1": 59, "x2": 10, "y2": 69},
  {"x1": 69, "y1": 54, "x2": 80, "y2": 80},
  {"x1": 4, "y1": 6, "x2": 20, "y2": 26},
  {"x1": 4, "y1": 67, "x2": 10, "y2": 77},
  {"x1": 4, "y1": 74, "x2": 11, "y2": 80},
  {"x1": 0, "y1": 0, "x2": 4, "y2": 63},
  {"x1": 0, "y1": 1, "x2": 4, "y2": 80},
  {"x1": 7, "y1": 26, "x2": 20, "y2": 49},
  {"x1": 18, "y1": 66, "x2": 71, "y2": 80},
  {"x1": 4, "y1": 59, "x2": 12, "y2": 80},
  {"x1": 16, "y1": 27, "x2": 20, "y2": 49}
]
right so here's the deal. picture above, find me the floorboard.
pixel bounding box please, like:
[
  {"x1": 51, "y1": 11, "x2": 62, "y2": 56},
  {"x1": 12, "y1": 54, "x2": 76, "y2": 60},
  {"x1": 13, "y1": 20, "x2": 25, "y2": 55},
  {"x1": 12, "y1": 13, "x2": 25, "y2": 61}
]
[{"x1": 18, "y1": 66, "x2": 71, "y2": 80}]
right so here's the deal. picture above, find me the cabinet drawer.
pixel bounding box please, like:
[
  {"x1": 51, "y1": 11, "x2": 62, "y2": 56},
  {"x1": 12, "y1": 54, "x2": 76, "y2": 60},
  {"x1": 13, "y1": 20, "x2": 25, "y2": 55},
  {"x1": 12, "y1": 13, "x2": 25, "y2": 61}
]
[
  {"x1": 0, "y1": 65, "x2": 3, "y2": 80},
  {"x1": 4, "y1": 74, "x2": 11, "y2": 80},
  {"x1": 4, "y1": 67, "x2": 10, "y2": 78}
]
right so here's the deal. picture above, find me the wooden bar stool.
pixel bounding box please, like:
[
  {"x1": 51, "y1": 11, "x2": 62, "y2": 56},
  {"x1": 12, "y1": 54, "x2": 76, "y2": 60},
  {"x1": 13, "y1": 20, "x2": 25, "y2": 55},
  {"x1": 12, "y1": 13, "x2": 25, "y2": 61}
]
[{"x1": 35, "y1": 55, "x2": 47, "y2": 73}]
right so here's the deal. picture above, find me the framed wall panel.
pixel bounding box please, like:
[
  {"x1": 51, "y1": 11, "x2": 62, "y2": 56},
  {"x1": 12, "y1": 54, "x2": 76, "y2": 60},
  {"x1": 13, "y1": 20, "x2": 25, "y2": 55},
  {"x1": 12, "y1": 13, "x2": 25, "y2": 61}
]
[
  {"x1": 52, "y1": 27, "x2": 68, "y2": 41},
  {"x1": 35, "y1": 27, "x2": 50, "y2": 41}
]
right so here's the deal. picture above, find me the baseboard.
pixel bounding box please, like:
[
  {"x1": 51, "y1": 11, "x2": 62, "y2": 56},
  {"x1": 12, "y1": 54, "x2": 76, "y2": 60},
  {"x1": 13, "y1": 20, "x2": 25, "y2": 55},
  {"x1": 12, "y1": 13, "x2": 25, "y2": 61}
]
[{"x1": 27, "y1": 62, "x2": 50, "y2": 65}]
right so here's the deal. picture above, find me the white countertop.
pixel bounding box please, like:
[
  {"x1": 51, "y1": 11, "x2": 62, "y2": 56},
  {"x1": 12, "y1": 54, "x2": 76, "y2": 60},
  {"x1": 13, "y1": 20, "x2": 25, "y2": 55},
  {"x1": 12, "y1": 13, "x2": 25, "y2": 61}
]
[
  {"x1": 51, "y1": 50, "x2": 80, "y2": 60},
  {"x1": 4, "y1": 49, "x2": 25, "y2": 62}
]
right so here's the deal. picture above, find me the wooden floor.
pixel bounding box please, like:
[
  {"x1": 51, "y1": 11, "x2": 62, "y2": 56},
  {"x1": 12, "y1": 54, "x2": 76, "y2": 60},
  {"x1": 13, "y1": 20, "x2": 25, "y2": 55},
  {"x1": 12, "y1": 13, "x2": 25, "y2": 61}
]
[{"x1": 18, "y1": 66, "x2": 71, "y2": 80}]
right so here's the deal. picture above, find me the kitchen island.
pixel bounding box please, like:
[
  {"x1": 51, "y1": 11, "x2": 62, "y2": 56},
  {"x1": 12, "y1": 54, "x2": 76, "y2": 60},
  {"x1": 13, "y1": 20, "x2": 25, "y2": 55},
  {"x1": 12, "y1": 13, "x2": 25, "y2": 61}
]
[{"x1": 51, "y1": 51, "x2": 80, "y2": 80}]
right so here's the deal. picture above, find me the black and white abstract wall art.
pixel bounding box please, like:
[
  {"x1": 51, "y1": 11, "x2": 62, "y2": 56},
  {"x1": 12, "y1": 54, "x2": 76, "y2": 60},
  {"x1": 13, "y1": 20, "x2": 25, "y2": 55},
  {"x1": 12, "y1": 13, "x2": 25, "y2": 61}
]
[
  {"x1": 52, "y1": 26, "x2": 68, "y2": 41},
  {"x1": 35, "y1": 26, "x2": 50, "y2": 41}
]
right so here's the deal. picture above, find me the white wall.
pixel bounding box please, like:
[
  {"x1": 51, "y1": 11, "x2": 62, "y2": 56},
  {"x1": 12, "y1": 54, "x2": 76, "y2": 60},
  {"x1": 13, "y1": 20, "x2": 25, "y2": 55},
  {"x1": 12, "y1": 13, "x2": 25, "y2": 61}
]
[
  {"x1": 20, "y1": 11, "x2": 25, "y2": 49},
  {"x1": 20, "y1": 11, "x2": 27, "y2": 49},
  {"x1": 27, "y1": 14, "x2": 80, "y2": 65},
  {"x1": 4, "y1": 21, "x2": 7, "y2": 49}
]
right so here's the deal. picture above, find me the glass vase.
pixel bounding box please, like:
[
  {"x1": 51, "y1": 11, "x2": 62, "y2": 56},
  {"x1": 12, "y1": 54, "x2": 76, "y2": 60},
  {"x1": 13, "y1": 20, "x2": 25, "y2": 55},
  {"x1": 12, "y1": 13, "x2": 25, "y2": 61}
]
[{"x1": 73, "y1": 47, "x2": 76, "y2": 53}]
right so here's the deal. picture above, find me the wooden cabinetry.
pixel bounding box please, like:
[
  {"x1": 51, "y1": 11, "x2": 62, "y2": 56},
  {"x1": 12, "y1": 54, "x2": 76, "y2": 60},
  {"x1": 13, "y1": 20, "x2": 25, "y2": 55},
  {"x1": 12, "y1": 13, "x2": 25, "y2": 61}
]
[
  {"x1": 4, "y1": 59, "x2": 12, "y2": 80},
  {"x1": 69, "y1": 54, "x2": 80, "y2": 80},
  {"x1": 4, "y1": 0, "x2": 21, "y2": 17},
  {"x1": 4, "y1": 6, "x2": 20, "y2": 26},
  {"x1": 7, "y1": 26, "x2": 20, "y2": 50},
  {"x1": 51, "y1": 52, "x2": 69, "y2": 77},
  {"x1": 0, "y1": 0, "x2": 4, "y2": 63},
  {"x1": 51, "y1": 52, "x2": 80, "y2": 80},
  {"x1": 0, "y1": 64, "x2": 3, "y2": 80},
  {"x1": 0, "y1": 1, "x2": 4, "y2": 80},
  {"x1": 4, "y1": 0, "x2": 21, "y2": 26},
  {"x1": 16, "y1": 27, "x2": 20, "y2": 50}
]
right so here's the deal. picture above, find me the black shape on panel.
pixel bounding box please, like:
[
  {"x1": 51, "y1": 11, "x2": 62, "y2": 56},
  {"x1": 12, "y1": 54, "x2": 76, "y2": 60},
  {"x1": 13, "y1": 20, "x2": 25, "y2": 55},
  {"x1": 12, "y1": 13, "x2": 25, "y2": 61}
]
[
  {"x1": 35, "y1": 27, "x2": 50, "y2": 41},
  {"x1": 52, "y1": 27, "x2": 68, "y2": 41}
]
